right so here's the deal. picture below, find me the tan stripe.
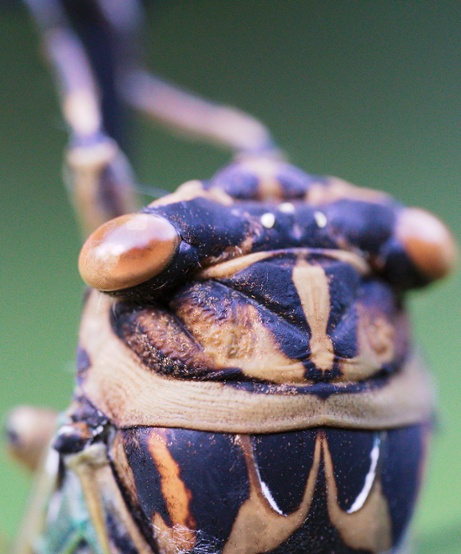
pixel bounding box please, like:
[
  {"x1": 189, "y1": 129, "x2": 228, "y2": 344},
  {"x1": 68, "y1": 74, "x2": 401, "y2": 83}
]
[
  {"x1": 322, "y1": 435, "x2": 393, "y2": 552},
  {"x1": 198, "y1": 251, "x2": 273, "y2": 280},
  {"x1": 292, "y1": 258, "x2": 335, "y2": 372},
  {"x1": 197, "y1": 248, "x2": 370, "y2": 281},
  {"x1": 223, "y1": 434, "x2": 321, "y2": 553},
  {"x1": 147, "y1": 179, "x2": 234, "y2": 208}
]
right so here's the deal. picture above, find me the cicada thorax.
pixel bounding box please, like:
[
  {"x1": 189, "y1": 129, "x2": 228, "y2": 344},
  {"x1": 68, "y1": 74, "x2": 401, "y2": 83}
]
[
  {"x1": 63, "y1": 157, "x2": 456, "y2": 553},
  {"x1": 108, "y1": 424, "x2": 428, "y2": 554}
]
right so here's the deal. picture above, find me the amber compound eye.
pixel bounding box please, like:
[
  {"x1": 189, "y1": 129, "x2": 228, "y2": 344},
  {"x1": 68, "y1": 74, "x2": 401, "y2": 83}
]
[
  {"x1": 79, "y1": 213, "x2": 180, "y2": 291},
  {"x1": 396, "y1": 207, "x2": 459, "y2": 282}
]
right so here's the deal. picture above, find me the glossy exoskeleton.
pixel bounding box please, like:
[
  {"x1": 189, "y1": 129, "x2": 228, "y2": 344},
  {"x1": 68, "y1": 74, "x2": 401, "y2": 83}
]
[{"x1": 6, "y1": 1, "x2": 458, "y2": 554}]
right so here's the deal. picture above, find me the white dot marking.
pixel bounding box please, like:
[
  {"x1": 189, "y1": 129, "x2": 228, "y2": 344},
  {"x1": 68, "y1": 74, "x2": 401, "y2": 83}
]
[
  {"x1": 279, "y1": 202, "x2": 295, "y2": 213},
  {"x1": 314, "y1": 211, "x2": 328, "y2": 228},
  {"x1": 261, "y1": 212, "x2": 276, "y2": 229}
]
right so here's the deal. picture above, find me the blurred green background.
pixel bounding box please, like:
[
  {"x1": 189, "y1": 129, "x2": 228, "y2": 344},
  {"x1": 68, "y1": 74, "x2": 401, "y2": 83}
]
[{"x1": 0, "y1": 1, "x2": 460, "y2": 552}]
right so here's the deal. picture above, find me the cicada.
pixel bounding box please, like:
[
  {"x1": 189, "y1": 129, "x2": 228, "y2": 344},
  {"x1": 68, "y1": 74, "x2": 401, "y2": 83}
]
[{"x1": 5, "y1": 2, "x2": 458, "y2": 553}]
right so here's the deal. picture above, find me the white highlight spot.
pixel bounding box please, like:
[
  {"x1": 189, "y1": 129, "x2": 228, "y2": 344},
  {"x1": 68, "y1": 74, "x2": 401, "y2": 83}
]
[
  {"x1": 261, "y1": 212, "x2": 276, "y2": 229},
  {"x1": 254, "y1": 458, "x2": 285, "y2": 515},
  {"x1": 261, "y1": 481, "x2": 284, "y2": 515},
  {"x1": 314, "y1": 211, "x2": 328, "y2": 228},
  {"x1": 279, "y1": 202, "x2": 295, "y2": 214},
  {"x1": 347, "y1": 435, "x2": 381, "y2": 514}
]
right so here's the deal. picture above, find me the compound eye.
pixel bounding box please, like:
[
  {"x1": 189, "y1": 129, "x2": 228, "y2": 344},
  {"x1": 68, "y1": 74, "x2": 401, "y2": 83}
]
[
  {"x1": 79, "y1": 213, "x2": 180, "y2": 291},
  {"x1": 396, "y1": 207, "x2": 459, "y2": 281}
]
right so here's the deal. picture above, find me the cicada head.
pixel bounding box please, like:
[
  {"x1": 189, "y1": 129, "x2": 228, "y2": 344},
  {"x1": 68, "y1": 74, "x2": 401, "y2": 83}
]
[{"x1": 69, "y1": 157, "x2": 457, "y2": 552}]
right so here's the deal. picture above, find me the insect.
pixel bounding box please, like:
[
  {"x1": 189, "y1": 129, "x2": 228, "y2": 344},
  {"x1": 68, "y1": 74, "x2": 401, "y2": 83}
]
[{"x1": 3, "y1": 2, "x2": 458, "y2": 553}]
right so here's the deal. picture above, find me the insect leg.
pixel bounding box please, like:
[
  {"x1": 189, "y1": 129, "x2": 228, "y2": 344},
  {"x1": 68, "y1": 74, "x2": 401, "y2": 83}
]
[
  {"x1": 121, "y1": 69, "x2": 280, "y2": 156},
  {"x1": 23, "y1": 0, "x2": 139, "y2": 237},
  {"x1": 93, "y1": 0, "x2": 281, "y2": 155}
]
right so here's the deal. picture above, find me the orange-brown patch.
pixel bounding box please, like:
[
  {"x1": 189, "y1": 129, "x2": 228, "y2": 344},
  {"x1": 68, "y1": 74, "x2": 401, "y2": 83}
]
[
  {"x1": 124, "y1": 307, "x2": 209, "y2": 374},
  {"x1": 79, "y1": 213, "x2": 179, "y2": 291},
  {"x1": 396, "y1": 207, "x2": 459, "y2": 281},
  {"x1": 148, "y1": 429, "x2": 196, "y2": 546}
]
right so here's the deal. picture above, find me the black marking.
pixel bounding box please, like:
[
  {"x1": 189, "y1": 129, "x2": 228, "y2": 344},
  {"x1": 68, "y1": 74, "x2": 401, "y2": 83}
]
[
  {"x1": 145, "y1": 197, "x2": 250, "y2": 256},
  {"x1": 108, "y1": 455, "x2": 158, "y2": 553},
  {"x1": 277, "y1": 169, "x2": 328, "y2": 199},
  {"x1": 53, "y1": 396, "x2": 111, "y2": 454},
  {"x1": 220, "y1": 254, "x2": 308, "y2": 328},
  {"x1": 69, "y1": 395, "x2": 108, "y2": 430},
  {"x1": 62, "y1": 1, "x2": 127, "y2": 147},
  {"x1": 251, "y1": 429, "x2": 317, "y2": 515},
  {"x1": 219, "y1": 261, "x2": 313, "y2": 370},
  {"x1": 269, "y1": 446, "x2": 372, "y2": 554},
  {"x1": 208, "y1": 164, "x2": 261, "y2": 199},
  {"x1": 358, "y1": 279, "x2": 402, "y2": 318},
  {"x1": 324, "y1": 199, "x2": 397, "y2": 256},
  {"x1": 120, "y1": 428, "x2": 172, "y2": 529},
  {"x1": 380, "y1": 236, "x2": 431, "y2": 289},
  {"x1": 75, "y1": 539, "x2": 91, "y2": 553},
  {"x1": 111, "y1": 301, "x2": 196, "y2": 379},
  {"x1": 209, "y1": 160, "x2": 328, "y2": 200},
  {"x1": 76, "y1": 346, "x2": 91, "y2": 383},
  {"x1": 163, "y1": 428, "x2": 250, "y2": 547},
  {"x1": 325, "y1": 429, "x2": 379, "y2": 513},
  {"x1": 227, "y1": 371, "x2": 390, "y2": 399},
  {"x1": 249, "y1": 205, "x2": 339, "y2": 252},
  {"x1": 53, "y1": 425, "x2": 91, "y2": 455},
  {"x1": 381, "y1": 425, "x2": 426, "y2": 547},
  {"x1": 324, "y1": 261, "x2": 360, "y2": 359}
]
